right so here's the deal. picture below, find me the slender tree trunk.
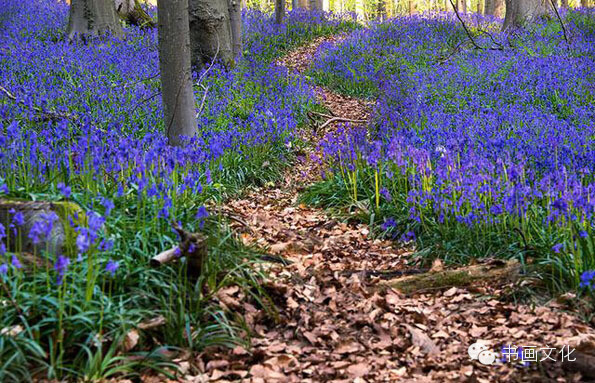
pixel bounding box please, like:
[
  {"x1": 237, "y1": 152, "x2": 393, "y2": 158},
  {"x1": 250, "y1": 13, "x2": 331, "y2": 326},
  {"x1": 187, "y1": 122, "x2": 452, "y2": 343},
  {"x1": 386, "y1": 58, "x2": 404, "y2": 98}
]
[
  {"x1": 188, "y1": 0, "x2": 234, "y2": 69},
  {"x1": 484, "y1": 0, "x2": 504, "y2": 16},
  {"x1": 356, "y1": 0, "x2": 365, "y2": 18},
  {"x1": 292, "y1": 0, "x2": 299, "y2": 9},
  {"x1": 378, "y1": 0, "x2": 386, "y2": 20},
  {"x1": 228, "y1": 0, "x2": 242, "y2": 57},
  {"x1": 156, "y1": 0, "x2": 197, "y2": 147},
  {"x1": 502, "y1": 0, "x2": 549, "y2": 30},
  {"x1": 560, "y1": 0, "x2": 568, "y2": 7},
  {"x1": 456, "y1": 0, "x2": 467, "y2": 12},
  {"x1": 580, "y1": 0, "x2": 587, "y2": 6},
  {"x1": 275, "y1": 0, "x2": 285, "y2": 22},
  {"x1": 67, "y1": 0, "x2": 123, "y2": 39}
]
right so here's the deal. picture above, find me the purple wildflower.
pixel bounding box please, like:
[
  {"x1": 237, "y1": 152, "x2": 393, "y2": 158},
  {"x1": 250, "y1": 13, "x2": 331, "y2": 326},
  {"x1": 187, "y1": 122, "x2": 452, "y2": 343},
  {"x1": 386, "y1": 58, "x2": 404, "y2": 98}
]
[
  {"x1": 105, "y1": 259, "x2": 119, "y2": 276},
  {"x1": 54, "y1": 255, "x2": 70, "y2": 285},
  {"x1": 57, "y1": 182, "x2": 71, "y2": 198}
]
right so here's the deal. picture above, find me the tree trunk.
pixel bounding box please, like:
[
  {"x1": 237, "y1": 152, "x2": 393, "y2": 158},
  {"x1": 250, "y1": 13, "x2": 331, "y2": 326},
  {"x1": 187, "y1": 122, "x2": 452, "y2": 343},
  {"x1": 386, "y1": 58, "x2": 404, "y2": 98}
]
[
  {"x1": 378, "y1": 0, "x2": 386, "y2": 20},
  {"x1": 67, "y1": 0, "x2": 123, "y2": 39},
  {"x1": 188, "y1": 0, "x2": 234, "y2": 69},
  {"x1": 157, "y1": 0, "x2": 198, "y2": 146},
  {"x1": 484, "y1": 0, "x2": 504, "y2": 16},
  {"x1": 228, "y1": 0, "x2": 242, "y2": 58},
  {"x1": 456, "y1": 0, "x2": 466, "y2": 12},
  {"x1": 275, "y1": 0, "x2": 285, "y2": 23},
  {"x1": 580, "y1": 0, "x2": 588, "y2": 6},
  {"x1": 292, "y1": 0, "x2": 299, "y2": 9},
  {"x1": 502, "y1": 0, "x2": 549, "y2": 30}
]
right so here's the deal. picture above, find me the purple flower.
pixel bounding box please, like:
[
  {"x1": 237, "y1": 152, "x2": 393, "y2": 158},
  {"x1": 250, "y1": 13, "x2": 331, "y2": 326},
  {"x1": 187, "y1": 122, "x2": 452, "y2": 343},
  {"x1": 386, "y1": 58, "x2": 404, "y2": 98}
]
[
  {"x1": 380, "y1": 187, "x2": 392, "y2": 202},
  {"x1": 105, "y1": 259, "x2": 119, "y2": 276},
  {"x1": 54, "y1": 255, "x2": 70, "y2": 285},
  {"x1": 579, "y1": 270, "x2": 595, "y2": 289},
  {"x1": 28, "y1": 212, "x2": 59, "y2": 245},
  {"x1": 76, "y1": 229, "x2": 93, "y2": 254},
  {"x1": 196, "y1": 206, "x2": 209, "y2": 229},
  {"x1": 0, "y1": 223, "x2": 5, "y2": 240},
  {"x1": 57, "y1": 182, "x2": 71, "y2": 198},
  {"x1": 11, "y1": 255, "x2": 22, "y2": 269},
  {"x1": 10, "y1": 209, "x2": 25, "y2": 227},
  {"x1": 100, "y1": 197, "x2": 115, "y2": 216},
  {"x1": 0, "y1": 263, "x2": 7, "y2": 275},
  {"x1": 381, "y1": 218, "x2": 397, "y2": 231},
  {"x1": 551, "y1": 243, "x2": 564, "y2": 254},
  {"x1": 400, "y1": 230, "x2": 416, "y2": 242}
]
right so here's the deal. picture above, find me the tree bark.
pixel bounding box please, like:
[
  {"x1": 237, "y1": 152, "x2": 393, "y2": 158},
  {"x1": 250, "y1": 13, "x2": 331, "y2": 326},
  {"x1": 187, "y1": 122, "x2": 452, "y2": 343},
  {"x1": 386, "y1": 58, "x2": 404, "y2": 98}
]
[
  {"x1": 188, "y1": 0, "x2": 234, "y2": 69},
  {"x1": 67, "y1": 0, "x2": 123, "y2": 39},
  {"x1": 502, "y1": 0, "x2": 549, "y2": 30},
  {"x1": 484, "y1": 0, "x2": 504, "y2": 16},
  {"x1": 385, "y1": 260, "x2": 520, "y2": 294},
  {"x1": 228, "y1": 0, "x2": 242, "y2": 58},
  {"x1": 580, "y1": 0, "x2": 588, "y2": 7},
  {"x1": 157, "y1": 0, "x2": 198, "y2": 146},
  {"x1": 275, "y1": 0, "x2": 285, "y2": 23},
  {"x1": 456, "y1": 0, "x2": 467, "y2": 12},
  {"x1": 378, "y1": 0, "x2": 386, "y2": 20}
]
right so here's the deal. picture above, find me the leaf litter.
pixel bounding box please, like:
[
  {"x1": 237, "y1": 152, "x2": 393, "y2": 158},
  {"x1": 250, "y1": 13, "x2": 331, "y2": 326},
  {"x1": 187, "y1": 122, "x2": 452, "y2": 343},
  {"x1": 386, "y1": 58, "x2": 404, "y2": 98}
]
[{"x1": 157, "y1": 36, "x2": 595, "y2": 383}]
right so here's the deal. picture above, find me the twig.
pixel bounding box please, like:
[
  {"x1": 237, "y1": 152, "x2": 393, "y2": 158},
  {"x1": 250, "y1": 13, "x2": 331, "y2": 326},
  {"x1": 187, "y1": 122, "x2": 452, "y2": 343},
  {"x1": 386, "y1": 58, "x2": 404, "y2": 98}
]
[
  {"x1": 196, "y1": 85, "x2": 209, "y2": 119},
  {"x1": 448, "y1": 0, "x2": 483, "y2": 50},
  {"x1": 549, "y1": 0, "x2": 570, "y2": 50},
  {"x1": 448, "y1": 0, "x2": 504, "y2": 51},
  {"x1": 0, "y1": 279, "x2": 24, "y2": 318},
  {"x1": 319, "y1": 116, "x2": 366, "y2": 130},
  {"x1": 0, "y1": 84, "x2": 75, "y2": 122}
]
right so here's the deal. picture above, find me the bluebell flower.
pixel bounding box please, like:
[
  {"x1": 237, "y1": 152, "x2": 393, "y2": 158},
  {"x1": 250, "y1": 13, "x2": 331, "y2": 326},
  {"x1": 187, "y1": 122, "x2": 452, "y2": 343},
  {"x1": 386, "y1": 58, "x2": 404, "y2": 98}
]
[
  {"x1": 579, "y1": 270, "x2": 595, "y2": 289},
  {"x1": 551, "y1": 243, "x2": 564, "y2": 254},
  {"x1": 0, "y1": 263, "x2": 7, "y2": 275},
  {"x1": 54, "y1": 255, "x2": 70, "y2": 285},
  {"x1": 11, "y1": 255, "x2": 22, "y2": 269},
  {"x1": 381, "y1": 218, "x2": 397, "y2": 231},
  {"x1": 57, "y1": 182, "x2": 71, "y2": 198},
  {"x1": 105, "y1": 259, "x2": 119, "y2": 276},
  {"x1": 196, "y1": 206, "x2": 209, "y2": 229}
]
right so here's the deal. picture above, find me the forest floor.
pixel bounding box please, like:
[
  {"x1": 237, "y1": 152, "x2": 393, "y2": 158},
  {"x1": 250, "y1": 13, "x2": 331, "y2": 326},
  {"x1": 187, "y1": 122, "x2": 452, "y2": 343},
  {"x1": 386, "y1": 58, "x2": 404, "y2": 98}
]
[{"x1": 171, "y1": 36, "x2": 595, "y2": 383}]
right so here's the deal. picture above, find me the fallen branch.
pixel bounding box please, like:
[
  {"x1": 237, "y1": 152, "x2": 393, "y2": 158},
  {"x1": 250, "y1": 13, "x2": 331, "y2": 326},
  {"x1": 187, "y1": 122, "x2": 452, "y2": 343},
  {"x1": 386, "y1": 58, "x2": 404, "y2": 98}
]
[
  {"x1": 384, "y1": 260, "x2": 521, "y2": 294},
  {"x1": 150, "y1": 224, "x2": 207, "y2": 278},
  {"x1": 448, "y1": 0, "x2": 504, "y2": 51},
  {"x1": 342, "y1": 268, "x2": 427, "y2": 280},
  {"x1": 150, "y1": 246, "x2": 179, "y2": 267},
  {"x1": 319, "y1": 116, "x2": 367, "y2": 130},
  {"x1": 0, "y1": 84, "x2": 76, "y2": 123},
  {"x1": 549, "y1": 0, "x2": 570, "y2": 50}
]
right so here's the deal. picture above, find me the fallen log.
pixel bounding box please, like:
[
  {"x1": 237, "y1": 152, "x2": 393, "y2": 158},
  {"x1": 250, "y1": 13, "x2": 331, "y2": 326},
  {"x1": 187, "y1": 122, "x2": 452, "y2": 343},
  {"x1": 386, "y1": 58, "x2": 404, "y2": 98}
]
[
  {"x1": 383, "y1": 260, "x2": 521, "y2": 294},
  {"x1": 150, "y1": 224, "x2": 207, "y2": 278}
]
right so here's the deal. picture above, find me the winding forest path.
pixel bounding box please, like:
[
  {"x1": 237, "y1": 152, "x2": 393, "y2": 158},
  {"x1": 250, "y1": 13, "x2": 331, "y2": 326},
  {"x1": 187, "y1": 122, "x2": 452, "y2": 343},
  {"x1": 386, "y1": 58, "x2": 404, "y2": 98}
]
[{"x1": 199, "y1": 36, "x2": 595, "y2": 383}]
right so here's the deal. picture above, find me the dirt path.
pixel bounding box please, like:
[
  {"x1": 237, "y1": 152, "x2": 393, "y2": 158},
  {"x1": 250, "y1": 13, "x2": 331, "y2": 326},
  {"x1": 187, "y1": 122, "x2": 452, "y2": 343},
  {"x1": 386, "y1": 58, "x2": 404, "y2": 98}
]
[{"x1": 194, "y1": 36, "x2": 595, "y2": 383}]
